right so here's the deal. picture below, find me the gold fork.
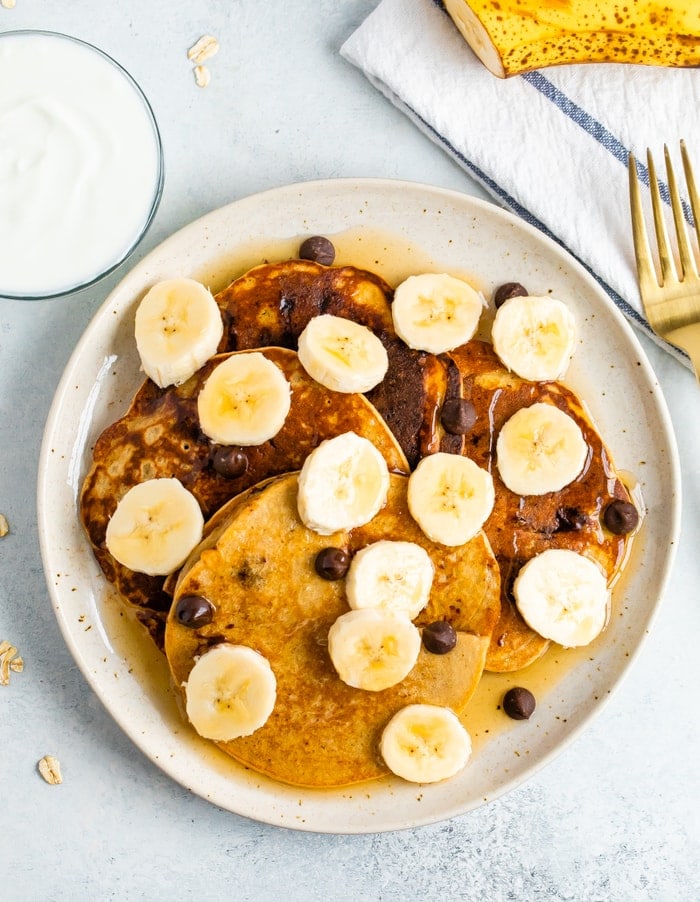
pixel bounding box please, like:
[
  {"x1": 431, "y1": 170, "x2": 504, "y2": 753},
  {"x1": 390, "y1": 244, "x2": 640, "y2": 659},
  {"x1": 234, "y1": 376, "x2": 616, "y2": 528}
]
[{"x1": 628, "y1": 141, "x2": 700, "y2": 379}]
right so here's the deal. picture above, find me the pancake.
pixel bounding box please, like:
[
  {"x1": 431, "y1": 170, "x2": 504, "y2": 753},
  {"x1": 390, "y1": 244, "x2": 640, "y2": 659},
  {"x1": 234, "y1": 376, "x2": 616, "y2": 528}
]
[
  {"x1": 215, "y1": 260, "x2": 452, "y2": 467},
  {"x1": 80, "y1": 347, "x2": 408, "y2": 646},
  {"x1": 447, "y1": 341, "x2": 634, "y2": 672},
  {"x1": 165, "y1": 473, "x2": 501, "y2": 788}
]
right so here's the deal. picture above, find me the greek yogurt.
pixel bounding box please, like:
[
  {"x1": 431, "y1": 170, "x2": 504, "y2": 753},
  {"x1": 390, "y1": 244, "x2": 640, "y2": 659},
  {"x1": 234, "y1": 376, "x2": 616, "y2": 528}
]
[{"x1": 0, "y1": 31, "x2": 163, "y2": 299}]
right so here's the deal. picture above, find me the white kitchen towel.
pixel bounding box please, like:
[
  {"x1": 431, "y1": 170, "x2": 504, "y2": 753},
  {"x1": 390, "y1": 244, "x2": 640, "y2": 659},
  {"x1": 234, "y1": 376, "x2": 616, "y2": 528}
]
[{"x1": 341, "y1": 0, "x2": 700, "y2": 367}]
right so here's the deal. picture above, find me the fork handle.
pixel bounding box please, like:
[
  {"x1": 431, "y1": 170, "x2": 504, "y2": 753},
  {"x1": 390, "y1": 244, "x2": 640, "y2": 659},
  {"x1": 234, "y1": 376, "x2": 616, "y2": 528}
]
[{"x1": 667, "y1": 321, "x2": 700, "y2": 383}]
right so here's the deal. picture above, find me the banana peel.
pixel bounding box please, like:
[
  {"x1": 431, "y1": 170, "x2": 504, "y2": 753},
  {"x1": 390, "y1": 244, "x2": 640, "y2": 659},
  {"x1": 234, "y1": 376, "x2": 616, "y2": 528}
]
[{"x1": 443, "y1": 0, "x2": 700, "y2": 77}]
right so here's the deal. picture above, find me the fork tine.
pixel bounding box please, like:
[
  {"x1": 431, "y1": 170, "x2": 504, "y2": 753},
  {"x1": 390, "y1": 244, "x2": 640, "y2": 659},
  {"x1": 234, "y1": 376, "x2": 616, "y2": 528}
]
[
  {"x1": 665, "y1": 144, "x2": 698, "y2": 280},
  {"x1": 647, "y1": 148, "x2": 677, "y2": 283},
  {"x1": 628, "y1": 152, "x2": 659, "y2": 292},
  {"x1": 680, "y1": 139, "x2": 700, "y2": 251},
  {"x1": 628, "y1": 142, "x2": 700, "y2": 376}
]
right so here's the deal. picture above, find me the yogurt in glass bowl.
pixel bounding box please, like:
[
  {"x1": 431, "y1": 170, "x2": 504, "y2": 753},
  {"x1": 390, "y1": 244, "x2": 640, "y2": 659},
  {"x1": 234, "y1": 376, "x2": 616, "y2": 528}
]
[{"x1": 0, "y1": 30, "x2": 164, "y2": 300}]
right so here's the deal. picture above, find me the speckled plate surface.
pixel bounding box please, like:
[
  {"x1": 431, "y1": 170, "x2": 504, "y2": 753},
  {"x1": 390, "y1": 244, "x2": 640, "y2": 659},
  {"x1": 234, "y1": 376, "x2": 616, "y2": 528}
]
[{"x1": 37, "y1": 179, "x2": 680, "y2": 833}]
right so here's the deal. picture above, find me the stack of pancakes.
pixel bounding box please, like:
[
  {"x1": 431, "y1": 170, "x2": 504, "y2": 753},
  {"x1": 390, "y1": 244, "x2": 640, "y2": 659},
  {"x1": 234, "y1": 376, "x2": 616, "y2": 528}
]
[
  {"x1": 80, "y1": 256, "x2": 634, "y2": 787},
  {"x1": 213, "y1": 260, "x2": 632, "y2": 673}
]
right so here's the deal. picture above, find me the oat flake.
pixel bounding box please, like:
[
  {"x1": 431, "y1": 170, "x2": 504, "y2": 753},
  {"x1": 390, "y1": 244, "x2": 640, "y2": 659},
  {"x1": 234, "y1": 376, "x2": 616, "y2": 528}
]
[
  {"x1": 187, "y1": 34, "x2": 219, "y2": 65},
  {"x1": 0, "y1": 640, "x2": 22, "y2": 685},
  {"x1": 194, "y1": 65, "x2": 211, "y2": 88},
  {"x1": 38, "y1": 755, "x2": 63, "y2": 785}
]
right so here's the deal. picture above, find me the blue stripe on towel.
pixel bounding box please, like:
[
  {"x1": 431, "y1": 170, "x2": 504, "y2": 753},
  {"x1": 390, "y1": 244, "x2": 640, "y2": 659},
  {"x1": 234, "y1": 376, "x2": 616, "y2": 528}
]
[
  {"x1": 521, "y1": 72, "x2": 693, "y2": 219},
  {"x1": 522, "y1": 72, "x2": 629, "y2": 164}
]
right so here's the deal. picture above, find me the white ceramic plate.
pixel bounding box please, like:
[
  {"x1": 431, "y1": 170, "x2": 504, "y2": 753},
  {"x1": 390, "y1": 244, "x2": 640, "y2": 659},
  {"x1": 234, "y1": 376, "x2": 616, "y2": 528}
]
[{"x1": 38, "y1": 179, "x2": 680, "y2": 833}]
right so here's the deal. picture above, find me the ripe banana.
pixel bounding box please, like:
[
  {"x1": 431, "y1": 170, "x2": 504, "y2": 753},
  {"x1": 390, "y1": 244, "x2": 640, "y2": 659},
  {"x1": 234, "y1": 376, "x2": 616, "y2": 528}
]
[
  {"x1": 105, "y1": 477, "x2": 204, "y2": 576},
  {"x1": 392, "y1": 273, "x2": 484, "y2": 355},
  {"x1": 513, "y1": 549, "x2": 610, "y2": 647},
  {"x1": 184, "y1": 643, "x2": 277, "y2": 741},
  {"x1": 491, "y1": 295, "x2": 576, "y2": 382},
  {"x1": 407, "y1": 451, "x2": 495, "y2": 546},
  {"x1": 297, "y1": 314, "x2": 388, "y2": 393},
  {"x1": 197, "y1": 352, "x2": 291, "y2": 446},
  {"x1": 380, "y1": 704, "x2": 472, "y2": 784},
  {"x1": 327, "y1": 608, "x2": 421, "y2": 691},
  {"x1": 496, "y1": 402, "x2": 588, "y2": 496},
  {"x1": 297, "y1": 432, "x2": 390, "y2": 534},
  {"x1": 345, "y1": 540, "x2": 434, "y2": 620},
  {"x1": 134, "y1": 278, "x2": 223, "y2": 388},
  {"x1": 443, "y1": 0, "x2": 700, "y2": 78}
]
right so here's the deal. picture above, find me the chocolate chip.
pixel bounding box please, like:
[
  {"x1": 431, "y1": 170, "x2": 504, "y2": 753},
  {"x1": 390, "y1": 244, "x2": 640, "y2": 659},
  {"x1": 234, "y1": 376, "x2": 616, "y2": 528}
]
[
  {"x1": 422, "y1": 621, "x2": 457, "y2": 655},
  {"x1": 314, "y1": 547, "x2": 350, "y2": 580},
  {"x1": 441, "y1": 398, "x2": 477, "y2": 435},
  {"x1": 493, "y1": 282, "x2": 528, "y2": 308},
  {"x1": 555, "y1": 506, "x2": 587, "y2": 532},
  {"x1": 502, "y1": 686, "x2": 536, "y2": 720},
  {"x1": 299, "y1": 235, "x2": 336, "y2": 266},
  {"x1": 175, "y1": 595, "x2": 215, "y2": 629},
  {"x1": 212, "y1": 447, "x2": 248, "y2": 479},
  {"x1": 603, "y1": 499, "x2": 639, "y2": 535}
]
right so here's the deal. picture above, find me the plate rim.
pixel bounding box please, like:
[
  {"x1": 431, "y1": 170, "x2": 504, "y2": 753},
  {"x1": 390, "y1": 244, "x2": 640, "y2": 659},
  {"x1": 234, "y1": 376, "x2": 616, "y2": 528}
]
[{"x1": 37, "y1": 176, "x2": 681, "y2": 833}]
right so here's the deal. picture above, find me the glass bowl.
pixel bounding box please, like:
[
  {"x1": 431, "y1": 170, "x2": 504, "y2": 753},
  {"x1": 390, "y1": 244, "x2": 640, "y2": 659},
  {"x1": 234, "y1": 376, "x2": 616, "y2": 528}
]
[{"x1": 0, "y1": 30, "x2": 164, "y2": 300}]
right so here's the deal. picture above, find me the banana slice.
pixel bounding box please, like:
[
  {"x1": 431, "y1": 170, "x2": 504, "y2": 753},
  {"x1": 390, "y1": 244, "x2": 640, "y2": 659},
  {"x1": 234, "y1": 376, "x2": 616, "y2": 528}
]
[
  {"x1": 491, "y1": 295, "x2": 577, "y2": 382},
  {"x1": 197, "y1": 352, "x2": 291, "y2": 446},
  {"x1": 345, "y1": 540, "x2": 434, "y2": 620},
  {"x1": 380, "y1": 704, "x2": 472, "y2": 784},
  {"x1": 105, "y1": 477, "x2": 204, "y2": 576},
  {"x1": 391, "y1": 273, "x2": 484, "y2": 354},
  {"x1": 496, "y1": 402, "x2": 588, "y2": 496},
  {"x1": 184, "y1": 644, "x2": 277, "y2": 741},
  {"x1": 297, "y1": 432, "x2": 390, "y2": 535},
  {"x1": 407, "y1": 452, "x2": 495, "y2": 546},
  {"x1": 327, "y1": 608, "x2": 421, "y2": 691},
  {"x1": 513, "y1": 549, "x2": 610, "y2": 647},
  {"x1": 297, "y1": 314, "x2": 388, "y2": 393},
  {"x1": 134, "y1": 278, "x2": 223, "y2": 388}
]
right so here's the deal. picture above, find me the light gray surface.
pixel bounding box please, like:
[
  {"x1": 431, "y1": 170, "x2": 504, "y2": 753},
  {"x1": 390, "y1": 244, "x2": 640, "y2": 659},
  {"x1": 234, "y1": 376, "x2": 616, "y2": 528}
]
[{"x1": 1, "y1": 1, "x2": 698, "y2": 900}]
